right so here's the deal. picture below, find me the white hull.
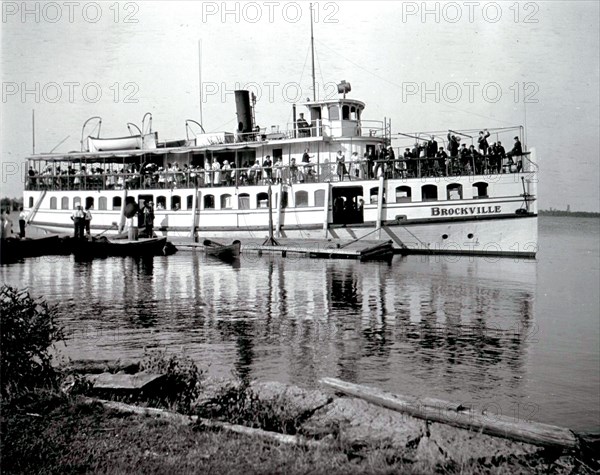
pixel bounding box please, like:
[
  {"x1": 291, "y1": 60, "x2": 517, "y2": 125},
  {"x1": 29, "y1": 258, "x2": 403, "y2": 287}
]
[{"x1": 25, "y1": 171, "x2": 538, "y2": 257}]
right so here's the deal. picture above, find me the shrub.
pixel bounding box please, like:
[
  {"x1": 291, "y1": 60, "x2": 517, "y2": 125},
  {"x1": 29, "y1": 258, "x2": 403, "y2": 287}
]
[
  {"x1": 1, "y1": 286, "x2": 64, "y2": 399},
  {"x1": 139, "y1": 350, "x2": 203, "y2": 413}
]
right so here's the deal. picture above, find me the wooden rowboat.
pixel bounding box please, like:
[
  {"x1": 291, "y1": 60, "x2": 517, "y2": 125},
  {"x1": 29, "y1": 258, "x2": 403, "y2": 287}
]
[
  {"x1": 203, "y1": 239, "x2": 241, "y2": 261},
  {"x1": 71, "y1": 236, "x2": 176, "y2": 258},
  {"x1": 0, "y1": 235, "x2": 62, "y2": 263}
]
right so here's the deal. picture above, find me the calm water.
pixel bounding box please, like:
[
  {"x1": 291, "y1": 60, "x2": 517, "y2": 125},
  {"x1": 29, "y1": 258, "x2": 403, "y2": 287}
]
[{"x1": 1, "y1": 216, "x2": 599, "y2": 432}]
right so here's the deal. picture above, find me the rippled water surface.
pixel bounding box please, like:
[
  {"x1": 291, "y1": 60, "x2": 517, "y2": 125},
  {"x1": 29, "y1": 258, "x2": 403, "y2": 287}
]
[{"x1": 2, "y1": 216, "x2": 598, "y2": 431}]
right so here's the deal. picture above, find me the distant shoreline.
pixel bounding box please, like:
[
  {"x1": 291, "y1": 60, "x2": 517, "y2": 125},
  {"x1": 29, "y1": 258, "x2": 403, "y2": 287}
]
[{"x1": 539, "y1": 210, "x2": 600, "y2": 218}]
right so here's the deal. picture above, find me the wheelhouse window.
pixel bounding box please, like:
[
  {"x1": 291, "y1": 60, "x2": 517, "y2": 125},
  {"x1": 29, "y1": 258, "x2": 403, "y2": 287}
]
[
  {"x1": 447, "y1": 184, "x2": 462, "y2": 200},
  {"x1": 421, "y1": 185, "x2": 438, "y2": 201},
  {"x1": 171, "y1": 195, "x2": 181, "y2": 211},
  {"x1": 342, "y1": 105, "x2": 350, "y2": 120},
  {"x1": 257, "y1": 192, "x2": 268, "y2": 208},
  {"x1": 295, "y1": 190, "x2": 309, "y2": 207},
  {"x1": 204, "y1": 194, "x2": 215, "y2": 209},
  {"x1": 395, "y1": 186, "x2": 411, "y2": 203},
  {"x1": 221, "y1": 194, "x2": 232, "y2": 209},
  {"x1": 473, "y1": 182, "x2": 489, "y2": 199},
  {"x1": 61, "y1": 197, "x2": 69, "y2": 209},
  {"x1": 238, "y1": 193, "x2": 250, "y2": 209},
  {"x1": 49, "y1": 197, "x2": 57, "y2": 209},
  {"x1": 328, "y1": 105, "x2": 339, "y2": 121},
  {"x1": 314, "y1": 189, "x2": 325, "y2": 207},
  {"x1": 112, "y1": 196, "x2": 122, "y2": 210}
]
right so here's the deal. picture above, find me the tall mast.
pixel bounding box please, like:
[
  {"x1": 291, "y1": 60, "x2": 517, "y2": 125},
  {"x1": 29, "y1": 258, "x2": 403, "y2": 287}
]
[
  {"x1": 198, "y1": 39, "x2": 203, "y2": 128},
  {"x1": 310, "y1": 3, "x2": 316, "y2": 101}
]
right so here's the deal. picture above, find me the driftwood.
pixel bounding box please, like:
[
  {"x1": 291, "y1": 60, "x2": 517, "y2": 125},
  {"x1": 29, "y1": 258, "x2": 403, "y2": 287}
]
[
  {"x1": 83, "y1": 398, "x2": 321, "y2": 447},
  {"x1": 320, "y1": 377, "x2": 580, "y2": 450}
]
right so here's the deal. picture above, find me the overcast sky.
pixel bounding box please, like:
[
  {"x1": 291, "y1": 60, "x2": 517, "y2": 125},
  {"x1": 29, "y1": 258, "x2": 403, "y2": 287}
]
[{"x1": 2, "y1": 1, "x2": 599, "y2": 211}]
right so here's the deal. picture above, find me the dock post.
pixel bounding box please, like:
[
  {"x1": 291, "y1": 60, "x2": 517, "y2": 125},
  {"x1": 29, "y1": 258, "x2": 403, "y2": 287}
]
[
  {"x1": 376, "y1": 176, "x2": 384, "y2": 238},
  {"x1": 190, "y1": 188, "x2": 198, "y2": 241},
  {"x1": 323, "y1": 182, "x2": 330, "y2": 238},
  {"x1": 118, "y1": 189, "x2": 128, "y2": 233},
  {"x1": 276, "y1": 182, "x2": 283, "y2": 238}
]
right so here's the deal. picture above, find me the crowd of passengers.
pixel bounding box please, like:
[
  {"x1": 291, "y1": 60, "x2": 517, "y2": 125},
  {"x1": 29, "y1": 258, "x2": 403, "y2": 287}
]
[{"x1": 27, "y1": 131, "x2": 525, "y2": 191}]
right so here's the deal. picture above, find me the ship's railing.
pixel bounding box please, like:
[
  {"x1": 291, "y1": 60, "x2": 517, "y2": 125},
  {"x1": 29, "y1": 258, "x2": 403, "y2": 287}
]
[
  {"x1": 25, "y1": 154, "x2": 532, "y2": 192},
  {"x1": 232, "y1": 119, "x2": 385, "y2": 142}
]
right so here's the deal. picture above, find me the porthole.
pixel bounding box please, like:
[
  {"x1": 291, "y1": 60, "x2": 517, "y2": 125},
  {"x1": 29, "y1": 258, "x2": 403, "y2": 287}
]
[
  {"x1": 467, "y1": 233, "x2": 474, "y2": 239},
  {"x1": 442, "y1": 234, "x2": 448, "y2": 240}
]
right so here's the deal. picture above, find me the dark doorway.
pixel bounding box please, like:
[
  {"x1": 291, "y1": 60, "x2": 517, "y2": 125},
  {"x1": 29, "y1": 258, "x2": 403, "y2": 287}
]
[{"x1": 332, "y1": 186, "x2": 364, "y2": 225}]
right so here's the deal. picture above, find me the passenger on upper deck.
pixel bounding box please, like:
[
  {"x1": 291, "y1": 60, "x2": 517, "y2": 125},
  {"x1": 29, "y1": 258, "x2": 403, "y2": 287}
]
[
  {"x1": 507, "y1": 136, "x2": 523, "y2": 158},
  {"x1": 478, "y1": 129, "x2": 491, "y2": 155},
  {"x1": 336, "y1": 150, "x2": 347, "y2": 181},
  {"x1": 296, "y1": 113, "x2": 310, "y2": 137},
  {"x1": 447, "y1": 132, "x2": 460, "y2": 157},
  {"x1": 427, "y1": 136, "x2": 438, "y2": 157}
]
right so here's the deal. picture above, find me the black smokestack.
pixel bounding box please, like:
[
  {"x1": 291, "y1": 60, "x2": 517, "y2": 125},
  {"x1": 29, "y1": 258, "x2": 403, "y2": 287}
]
[{"x1": 235, "y1": 90, "x2": 253, "y2": 134}]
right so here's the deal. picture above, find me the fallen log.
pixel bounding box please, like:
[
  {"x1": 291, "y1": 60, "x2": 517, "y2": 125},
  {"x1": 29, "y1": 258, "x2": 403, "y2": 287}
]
[
  {"x1": 320, "y1": 377, "x2": 579, "y2": 450},
  {"x1": 83, "y1": 398, "x2": 321, "y2": 447}
]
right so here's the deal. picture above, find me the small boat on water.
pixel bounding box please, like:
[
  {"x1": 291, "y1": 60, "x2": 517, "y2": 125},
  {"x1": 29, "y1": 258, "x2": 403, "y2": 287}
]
[
  {"x1": 203, "y1": 239, "x2": 241, "y2": 261},
  {"x1": 0, "y1": 235, "x2": 62, "y2": 263},
  {"x1": 70, "y1": 236, "x2": 176, "y2": 258}
]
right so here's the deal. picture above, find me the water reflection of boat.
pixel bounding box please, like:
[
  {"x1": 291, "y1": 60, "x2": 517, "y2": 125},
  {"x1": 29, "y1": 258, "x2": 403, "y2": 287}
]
[{"x1": 203, "y1": 239, "x2": 241, "y2": 261}]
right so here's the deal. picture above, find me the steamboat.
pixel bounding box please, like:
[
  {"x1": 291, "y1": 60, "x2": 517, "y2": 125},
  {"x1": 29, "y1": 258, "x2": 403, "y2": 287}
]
[
  {"x1": 22, "y1": 86, "x2": 537, "y2": 257},
  {"x1": 21, "y1": 10, "x2": 537, "y2": 258}
]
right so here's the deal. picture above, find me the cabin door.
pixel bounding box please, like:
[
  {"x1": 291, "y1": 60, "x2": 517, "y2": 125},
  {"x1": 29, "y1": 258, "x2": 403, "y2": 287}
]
[{"x1": 331, "y1": 186, "x2": 364, "y2": 225}]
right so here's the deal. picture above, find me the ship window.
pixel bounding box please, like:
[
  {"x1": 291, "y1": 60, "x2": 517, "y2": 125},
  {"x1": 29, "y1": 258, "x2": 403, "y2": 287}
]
[
  {"x1": 280, "y1": 191, "x2": 288, "y2": 208},
  {"x1": 421, "y1": 185, "x2": 438, "y2": 201},
  {"x1": 328, "y1": 105, "x2": 339, "y2": 121},
  {"x1": 171, "y1": 195, "x2": 181, "y2": 210},
  {"x1": 98, "y1": 197, "x2": 107, "y2": 210},
  {"x1": 257, "y1": 192, "x2": 268, "y2": 208},
  {"x1": 85, "y1": 197, "x2": 94, "y2": 209},
  {"x1": 49, "y1": 197, "x2": 57, "y2": 209},
  {"x1": 61, "y1": 197, "x2": 69, "y2": 210},
  {"x1": 28, "y1": 197, "x2": 34, "y2": 208},
  {"x1": 350, "y1": 106, "x2": 357, "y2": 120},
  {"x1": 369, "y1": 187, "x2": 385, "y2": 204},
  {"x1": 314, "y1": 190, "x2": 325, "y2": 207},
  {"x1": 187, "y1": 194, "x2": 194, "y2": 209},
  {"x1": 342, "y1": 105, "x2": 350, "y2": 120},
  {"x1": 204, "y1": 194, "x2": 214, "y2": 209},
  {"x1": 112, "y1": 196, "x2": 122, "y2": 210},
  {"x1": 239, "y1": 193, "x2": 250, "y2": 209},
  {"x1": 221, "y1": 194, "x2": 232, "y2": 209},
  {"x1": 156, "y1": 196, "x2": 167, "y2": 210},
  {"x1": 73, "y1": 197, "x2": 81, "y2": 209},
  {"x1": 473, "y1": 182, "x2": 488, "y2": 198},
  {"x1": 447, "y1": 183, "x2": 462, "y2": 200},
  {"x1": 395, "y1": 186, "x2": 411, "y2": 203},
  {"x1": 295, "y1": 190, "x2": 308, "y2": 207}
]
